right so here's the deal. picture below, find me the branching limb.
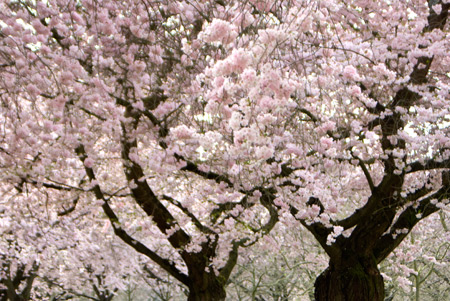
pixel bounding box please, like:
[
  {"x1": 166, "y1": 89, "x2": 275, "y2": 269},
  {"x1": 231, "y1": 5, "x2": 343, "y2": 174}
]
[
  {"x1": 75, "y1": 144, "x2": 190, "y2": 286},
  {"x1": 374, "y1": 184, "x2": 450, "y2": 263},
  {"x1": 218, "y1": 239, "x2": 242, "y2": 284},
  {"x1": 425, "y1": 0, "x2": 450, "y2": 32},
  {"x1": 119, "y1": 115, "x2": 191, "y2": 249},
  {"x1": 18, "y1": 177, "x2": 77, "y2": 192},
  {"x1": 210, "y1": 194, "x2": 253, "y2": 224},
  {"x1": 367, "y1": 117, "x2": 381, "y2": 131},
  {"x1": 57, "y1": 196, "x2": 79, "y2": 216},
  {"x1": 297, "y1": 108, "x2": 318, "y2": 122},
  {"x1": 162, "y1": 194, "x2": 216, "y2": 235},
  {"x1": 175, "y1": 153, "x2": 234, "y2": 187},
  {"x1": 218, "y1": 188, "x2": 279, "y2": 283},
  {"x1": 289, "y1": 197, "x2": 339, "y2": 260},
  {"x1": 335, "y1": 194, "x2": 379, "y2": 230},
  {"x1": 114, "y1": 95, "x2": 160, "y2": 126},
  {"x1": 402, "y1": 184, "x2": 434, "y2": 205},
  {"x1": 351, "y1": 152, "x2": 375, "y2": 192},
  {"x1": 251, "y1": 188, "x2": 279, "y2": 236},
  {"x1": 407, "y1": 157, "x2": 450, "y2": 173}
]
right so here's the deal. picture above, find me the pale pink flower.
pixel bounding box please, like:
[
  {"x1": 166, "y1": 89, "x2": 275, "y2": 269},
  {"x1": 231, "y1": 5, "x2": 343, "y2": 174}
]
[
  {"x1": 259, "y1": 29, "x2": 280, "y2": 44},
  {"x1": 342, "y1": 65, "x2": 359, "y2": 81},
  {"x1": 203, "y1": 19, "x2": 238, "y2": 44},
  {"x1": 373, "y1": 63, "x2": 396, "y2": 82},
  {"x1": 229, "y1": 48, "x2": 251, "y2": 73},
  {"x1": 60, "y1": 71, "x2": 74, "y2": 84},
  {"x1": 432, "y1": 4, "x2": 442, "y2": 15},
  {"x1": 26, "y1": 84, "x2": 41, "y2": 97},
  {"x1": 241, "y1": 68, "x2": 256, "y2": 84},
  {"x1": 84, "y1": 157, "x2": 94, "y2": 168},
  {"x1": 317, "y1": 121, "x2": 336, "y2": 135},
  {"x1": 241, "y1": 11, "x2": 255, "y2": 28},
  {"x1": 229, "y1": 164, "x2": 241, "y2": 175},
  {"x1": 348, "y1": 85, "x2": 361, "y2": 96},
  {"x1": 31, "y1": 19, "x2": 50, "y2": 35},
  {"x1": 212, "y1": 60, "x2": 233, "y2": 76},
  {"x1": 319, "y1": 137, "x2": 333, "y2": 149},
  {"x1": 258, "y1": 95, "x2": 274, "y2": 110},
  {"x1": 229, "y1": 112, "x2": 242, "y2": 130},
  {"x1": 250, "y1": 0, "x2": 274, "y2": 12},
  {"x1": 255, "y1": 145, "x2": 274, "y2": 160},
  {"x1": 171, "y1": 125, "x2": 195, "y2": 140},
  {"x1": 285, "y1": 143, "x2": 303, "y2": 156},
  {"x1": 128, "y1": 152, "x2": 140, "y2": 163},
  {"x1": 256, "y1": 113, "x2": 277, "y2": 126}
]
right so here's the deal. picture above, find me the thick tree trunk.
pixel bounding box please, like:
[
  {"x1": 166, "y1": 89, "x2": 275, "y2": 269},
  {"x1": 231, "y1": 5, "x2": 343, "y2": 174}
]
[
  {"x1": 314, "y1": 255, "x2": 384, "y2": 301},
  {"x1": 187, "y1": 274, "x2": 226, "y2": 301}
]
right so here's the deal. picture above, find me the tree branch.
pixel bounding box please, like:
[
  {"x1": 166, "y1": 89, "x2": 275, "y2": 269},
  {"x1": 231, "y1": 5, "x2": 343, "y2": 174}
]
[
  {"x1": 374, "y1": 185, "x2": 450, "y2": 263},
  {"x1": 119, "y1": 115, "x2": 191, "y2": 249},
  {"x1": 407, "y1": 157, "x2": 450, "y2": 173},
  {"x1": 289, "y1": 197, "x2": 339, "y2": 260},
  {"x1": 162, "y1": 194, "x2": 216, "y2": 235},
  {"x1": 352, "y1": 152, "x2": 375, "y2": 192},
  {"x1": 175, "y1": 153, "x2": 234, "y2": 187},
  {"x1": 75, "y1": 144, "x2": 190, "y2": 286},
  {"x1": 57, "y1": 196, "x2": 79, "y2": 216},
  {"x1": 335, "y1": 194, "x2": 378, "y2": 230},
  {"x1": 425, "y1": 1, "x2": 450, "y2": 32}
]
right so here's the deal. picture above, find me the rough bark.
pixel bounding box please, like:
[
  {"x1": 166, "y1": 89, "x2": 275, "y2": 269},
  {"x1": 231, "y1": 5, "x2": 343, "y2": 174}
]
[
  {"x1": 187, "y1": 274, "x2": 226, "y2": 301},
  {"x1": 314, "y1": 254, "x2": 384, "y2": 301}
]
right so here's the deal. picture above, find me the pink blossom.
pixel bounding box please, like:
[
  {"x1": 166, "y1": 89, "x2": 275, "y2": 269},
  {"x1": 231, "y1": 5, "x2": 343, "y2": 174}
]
[
  {"x1": 202, "y1": 19, "x2": 238, "y2": 44},
  {"x1": 171, "y1": 125, "x2": 195, "y2": 140},
  {"x1": 250, "y1": 0, "x2": 274, "y2": 13},
  {"x1": 285, "y1": 143, "x2": 303, "y2": 156},
  {"x1": 255, "y1": 145, "x2": 274, "y2": 160},
  {"x1": 342, "y1": 65, "x2": 359, "y2": 81},
  {"x1": 348, "y1": 85, "x2": 361, "y2": 96},
  {"x1": 432, "y1": 4, "x2": 442, "y2": 15},
  {"x1": 241, "y1": 68, "x2": 257, "y2": 84},
  {"x1": 256, "y1": 113, "x2": 277, "y2": 126},
  {"x1": 26, "y1": 84, "x2": 41, "y2": 98},
  {"x1": 229, "y1": 164, "x2": 241, "y2": 175},
  {"x1": 229, "y1": 48, "x2": 251, "y2": 73},
  {"x1": 31, "y1": 19, "x2": 50, "y2": 35},
  {"x1": 84, "y1": 157, "x2": 94, "y2": 168},
  {"x1": 319, "y1": 137, "x2": 333, "y2": 149},
  {"x1": 60, "y1": 71, "x2": 74, "y2": 84},
  {"x1": 258, "y1": 95, "x2": 274, "y2": 110},
  {"x1": 229, "y1": 112, "x2": 242, "y2": 130},
  {"x1": 317, "y1": 121, "x2": 336, "y2": 135},
  {"x1": 373, "y1": 63, "x2": 396, "y2": 82},
  {"x1": 240, "y1": 11, "x2": 255, "y2": 28}
]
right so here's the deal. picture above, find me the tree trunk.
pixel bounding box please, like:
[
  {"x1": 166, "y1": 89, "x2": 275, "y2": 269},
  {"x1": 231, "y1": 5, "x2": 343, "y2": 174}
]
[
  {"x1": 314, "y1": 255, "x2": 384, "y2": 301},
  {"x1": 187, "y1": 274, "x2": 226, "y2": 301}
]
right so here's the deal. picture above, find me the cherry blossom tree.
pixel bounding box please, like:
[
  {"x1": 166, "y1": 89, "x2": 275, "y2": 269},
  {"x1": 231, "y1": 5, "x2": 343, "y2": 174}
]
[
  {"x1": 0, "y1": 184, "x2": 57, "y2": 301},
  {"x1": 0, "y1": 182, "x2": 150, "y2": 301},
  {"x1": 1, "y1": 0, "x2": 450, "y2": 300},
  {"x1": 1, "y1": 0, "x2": 280, "y2": 299}
]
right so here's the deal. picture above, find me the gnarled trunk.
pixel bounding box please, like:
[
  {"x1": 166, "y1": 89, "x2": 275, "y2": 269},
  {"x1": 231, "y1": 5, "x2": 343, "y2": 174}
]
[
  {"x1": 187, "y1": 288, "x2": 226, "y2": 301},
  {"x1": 314, "y1": 255, "x2": 384, "y2": 301},
  {"x1": 187, "y1": 275, "x2": 226, "y2": 301},
  {"x1": 188, "y1": 271, "x2": 226, "y2": 301}
]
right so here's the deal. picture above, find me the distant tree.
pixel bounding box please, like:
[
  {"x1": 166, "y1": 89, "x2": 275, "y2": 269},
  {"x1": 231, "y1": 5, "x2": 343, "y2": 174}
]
[
  {"x1": 380, "y1": 211, "x2": 450, "y2": 301},
  {"x1": 1, "y1": 0, "x2": 449, "y2": 300},
  {"x1": 227, "y1": 227, "x2": 327, "y2": 301}
]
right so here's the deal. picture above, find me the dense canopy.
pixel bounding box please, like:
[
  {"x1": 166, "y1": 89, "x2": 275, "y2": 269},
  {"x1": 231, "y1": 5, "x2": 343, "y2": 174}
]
[{"x1": 0, "y1": 0, "x2": 449, "y2": 300}]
